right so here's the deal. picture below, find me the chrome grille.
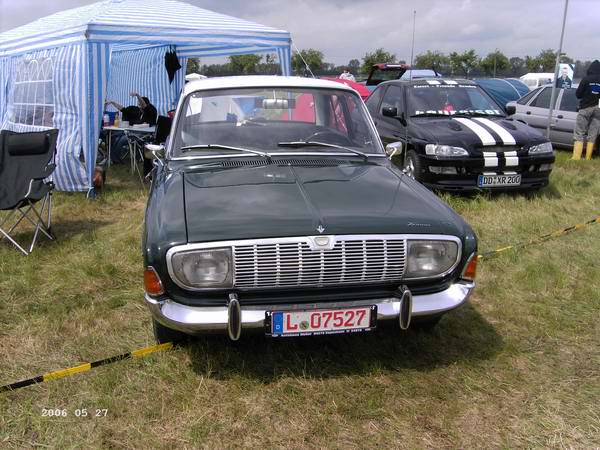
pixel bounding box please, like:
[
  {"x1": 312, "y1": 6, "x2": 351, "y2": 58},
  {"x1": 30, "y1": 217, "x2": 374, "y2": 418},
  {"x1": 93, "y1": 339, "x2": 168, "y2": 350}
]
[{"x1": 233, "y1": 237, "x2": 406, "y2": 288}]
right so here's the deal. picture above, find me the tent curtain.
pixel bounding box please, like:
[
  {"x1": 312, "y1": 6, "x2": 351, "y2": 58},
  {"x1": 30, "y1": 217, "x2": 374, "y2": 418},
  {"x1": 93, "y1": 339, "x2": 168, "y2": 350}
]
[{"x1": 106, "y1": 46, "x2": 184, "y2": 116}]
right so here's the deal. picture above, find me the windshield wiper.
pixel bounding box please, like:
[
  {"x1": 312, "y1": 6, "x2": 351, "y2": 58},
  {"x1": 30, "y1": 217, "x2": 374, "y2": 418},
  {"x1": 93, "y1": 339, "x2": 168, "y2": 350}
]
[
  {"x1": 277, "y1": 141, "x2": 369, "y2": 162},
  {"x1": 180, "y1": 144, "x2": 271, "y2": 161}
]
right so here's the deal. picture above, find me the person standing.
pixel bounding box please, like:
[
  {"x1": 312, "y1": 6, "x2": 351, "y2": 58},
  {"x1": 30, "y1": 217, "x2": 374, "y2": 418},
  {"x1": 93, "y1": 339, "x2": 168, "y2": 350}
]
[{"x1": 573, "y1": 60, "x2": 600, "y2": 160}]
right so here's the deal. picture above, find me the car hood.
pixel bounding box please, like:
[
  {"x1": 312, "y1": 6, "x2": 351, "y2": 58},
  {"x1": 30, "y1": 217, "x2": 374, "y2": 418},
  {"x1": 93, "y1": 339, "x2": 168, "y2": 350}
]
[
  {"x1": 409, "y1": 116, "x2": 547, "y2": 151},
  {"x1": 182, "y1": 162, "x2": 465, "y2": 243}
]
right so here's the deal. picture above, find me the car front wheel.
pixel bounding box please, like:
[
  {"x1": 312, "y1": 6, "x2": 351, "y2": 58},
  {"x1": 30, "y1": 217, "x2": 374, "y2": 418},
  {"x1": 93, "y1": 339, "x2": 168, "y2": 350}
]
[
  {"x1": 152, "y1": 319, "x2": 187, "y2": 344},
  {"x1": 404, "y1": 150, "x2": 423, "y2": 181}
]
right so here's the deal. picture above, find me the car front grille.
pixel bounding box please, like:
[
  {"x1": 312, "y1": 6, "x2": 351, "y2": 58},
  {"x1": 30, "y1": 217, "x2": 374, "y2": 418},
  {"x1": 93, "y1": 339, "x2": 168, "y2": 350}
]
[{"x1": 233, "y1": 237, "x2": 406, "y2": 288}]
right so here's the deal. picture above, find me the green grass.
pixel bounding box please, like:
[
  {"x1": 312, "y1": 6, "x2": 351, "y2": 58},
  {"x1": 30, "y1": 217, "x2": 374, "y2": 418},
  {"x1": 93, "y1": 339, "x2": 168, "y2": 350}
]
[{"x1": 1, "y1": 152, "x2": 599, "y2": 449}]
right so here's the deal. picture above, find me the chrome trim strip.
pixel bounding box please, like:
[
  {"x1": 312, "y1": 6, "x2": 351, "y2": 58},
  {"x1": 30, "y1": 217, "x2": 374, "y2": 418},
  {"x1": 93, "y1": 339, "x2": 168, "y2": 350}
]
[
  {"x1": 169, "y1": 152, "x2": 388, "y2": 162},
  {"x1": 166, "y1": 234, "x2": 462, "y2": 291}
]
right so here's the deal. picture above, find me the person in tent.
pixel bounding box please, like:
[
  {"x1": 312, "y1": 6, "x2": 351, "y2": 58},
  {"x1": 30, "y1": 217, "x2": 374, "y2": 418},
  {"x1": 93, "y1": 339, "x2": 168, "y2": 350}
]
[
  {"x1": 572, "y1": 60, "x2": 600, "y2": 160},
  {"x1": 105, "y1": 92, "x2": 158, "y2": 126}
]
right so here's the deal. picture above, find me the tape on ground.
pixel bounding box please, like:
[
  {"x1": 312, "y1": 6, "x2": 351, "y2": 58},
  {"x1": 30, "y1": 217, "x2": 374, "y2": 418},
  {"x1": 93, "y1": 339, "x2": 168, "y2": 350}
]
[
  {"x1": 0, "y1": 342, "x2": 172, "y2": 393},
  {"x1": 479, "y1": 215, "x2": 600, "y2": 260}
]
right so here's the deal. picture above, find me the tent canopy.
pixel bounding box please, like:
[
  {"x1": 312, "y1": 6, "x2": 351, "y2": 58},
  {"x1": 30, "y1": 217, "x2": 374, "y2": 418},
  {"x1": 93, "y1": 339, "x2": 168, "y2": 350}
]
[{"x1": 0, "y1": 0, "x2": 292, "y2": 193}]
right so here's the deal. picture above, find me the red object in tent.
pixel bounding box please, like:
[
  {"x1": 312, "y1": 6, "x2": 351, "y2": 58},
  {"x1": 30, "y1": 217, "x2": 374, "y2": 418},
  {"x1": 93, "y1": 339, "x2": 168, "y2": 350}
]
[{"x1": 321, "y1": 77, "x2": 371, "y2": 101}]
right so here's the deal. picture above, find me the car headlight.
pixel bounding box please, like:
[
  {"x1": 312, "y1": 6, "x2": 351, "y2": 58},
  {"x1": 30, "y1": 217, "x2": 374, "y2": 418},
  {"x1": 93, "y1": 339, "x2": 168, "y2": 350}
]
[
  {"x1": 170, "y1": 248, "x2": 233, "y2": 289},
  {"x1": 425, "y1": 144, "x2": 469, "y2": 157},
  {"x1": 528, "y1": 142, "x2": 553, "y2": 154},
  {"x1": 404, "y1": 240, "x2": 459, "y2": 279}
]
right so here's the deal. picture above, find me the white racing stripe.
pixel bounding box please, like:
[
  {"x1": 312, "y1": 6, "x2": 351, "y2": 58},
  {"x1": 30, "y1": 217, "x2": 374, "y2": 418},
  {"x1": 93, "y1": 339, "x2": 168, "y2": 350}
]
[
  {"x1": 426, "y1": 80, "x2": 441, "y2": 85},
  {"x1": 504, "y1": 151, "x2": 519, "y2": 167},
  {"x1": 474, "y1": 118, "x2": 516, "y2": 145},
  {"x1": 482, "y1": 151, "x2": 499, "y2": 167},
  {"x1": 454, "y1": 118, "x2": 496, "y2": 146}
]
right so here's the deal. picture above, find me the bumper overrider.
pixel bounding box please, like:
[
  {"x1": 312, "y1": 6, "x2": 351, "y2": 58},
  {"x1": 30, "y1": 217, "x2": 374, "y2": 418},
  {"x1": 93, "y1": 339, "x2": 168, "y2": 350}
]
[{"x1": 144, "y1": 281, "x2": 475, "y2": 336}]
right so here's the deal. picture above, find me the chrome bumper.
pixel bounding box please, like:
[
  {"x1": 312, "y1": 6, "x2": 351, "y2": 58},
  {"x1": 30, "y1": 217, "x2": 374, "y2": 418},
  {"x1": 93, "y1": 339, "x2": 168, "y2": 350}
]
[{"x1": 145, "y1": 282, "x2": 474, "y2": 335}]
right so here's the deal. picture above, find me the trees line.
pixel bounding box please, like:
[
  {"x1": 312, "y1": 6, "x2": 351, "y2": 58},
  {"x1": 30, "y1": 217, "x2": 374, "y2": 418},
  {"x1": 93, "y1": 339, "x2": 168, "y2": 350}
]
[{"x1": 186, "y1": 48, "x2": 596, "y2": 79}]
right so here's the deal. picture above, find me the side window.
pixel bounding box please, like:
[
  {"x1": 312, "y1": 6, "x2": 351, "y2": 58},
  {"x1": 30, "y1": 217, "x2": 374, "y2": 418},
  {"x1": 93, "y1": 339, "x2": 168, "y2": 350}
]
[
  {"x1": 517, "y1": 89, "x2": 538, "y2": 105},
  {"x1": 558, "y1": 89, "x2": 578, "y2": 113},
  {"x1": 530, "y1": 88, "x2": 558, "y2": 109},
  {"x1": 365, "y1": 87, "x2": 384, "y2": 116},
  {"x1": 9, "y1": 58, "x2": 54, "y2": 127},
  {"x1": 381, "y1": 85, "x2": 404, "y2": 114}
]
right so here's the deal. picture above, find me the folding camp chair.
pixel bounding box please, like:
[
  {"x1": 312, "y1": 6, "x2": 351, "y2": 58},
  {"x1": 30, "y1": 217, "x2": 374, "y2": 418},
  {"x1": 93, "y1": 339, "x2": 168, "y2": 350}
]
[{"x1": 0, "y1": 129, "x2": 58, "y2": 255}]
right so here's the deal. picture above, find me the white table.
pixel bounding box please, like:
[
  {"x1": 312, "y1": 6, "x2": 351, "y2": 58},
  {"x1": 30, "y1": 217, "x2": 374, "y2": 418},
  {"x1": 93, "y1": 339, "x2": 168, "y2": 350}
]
[{"x1": 103, "y1": 125, "x2": 155, "y2": 179}]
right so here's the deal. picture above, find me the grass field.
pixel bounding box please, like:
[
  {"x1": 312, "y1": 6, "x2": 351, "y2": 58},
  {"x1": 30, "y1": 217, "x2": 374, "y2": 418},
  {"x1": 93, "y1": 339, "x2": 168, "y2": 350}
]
[{"x1": 1, "y1": 151, "x2": 599, "y2": 449}]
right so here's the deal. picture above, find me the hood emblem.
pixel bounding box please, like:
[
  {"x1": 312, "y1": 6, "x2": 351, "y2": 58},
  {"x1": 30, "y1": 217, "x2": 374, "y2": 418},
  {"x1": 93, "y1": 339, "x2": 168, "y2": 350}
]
[{"x1": 316, "y1": 225, "x2": 325, "y2": 234}]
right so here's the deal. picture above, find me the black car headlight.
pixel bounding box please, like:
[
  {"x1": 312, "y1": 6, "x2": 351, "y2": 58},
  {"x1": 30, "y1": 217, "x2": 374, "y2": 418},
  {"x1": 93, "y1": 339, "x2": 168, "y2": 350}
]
[
  {"x1": 170, "y1": 248, "x2": 233, "y2": 289},
  {"x1": 425, "y1": 144, "x2": 469, "y2": 157},
  {"x1": 528, "y1": 142, "x2": 553, "y2": 154},
  {"x1": 404, "y1": 240, "x2": 459, "y2": 279}
]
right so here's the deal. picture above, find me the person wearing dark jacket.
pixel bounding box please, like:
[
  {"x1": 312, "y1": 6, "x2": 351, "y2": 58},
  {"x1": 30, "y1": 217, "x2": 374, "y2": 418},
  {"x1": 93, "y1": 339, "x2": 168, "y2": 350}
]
[
  {"x1": 105, "y1": 92, "x2": 158, "y2": 126},
  {"x1": 573, "y1": 60, "x2": 600, "y2": 160}
]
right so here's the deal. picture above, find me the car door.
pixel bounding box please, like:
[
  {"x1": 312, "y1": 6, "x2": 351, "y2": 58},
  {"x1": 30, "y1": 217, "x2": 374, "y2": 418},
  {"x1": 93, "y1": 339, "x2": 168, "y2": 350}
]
[
  {"x1": 377, "y1": 85, "x2": 406, "y2": 146},
  {"x1": 518, "y1": 87, "x2": 561, "y2": 144},
  {"x1": 512, "y1": 88, "x2": 540, "y2": 121},
  {"x1": 552, "y1": 88, "x2": 578, "y2": 147}
]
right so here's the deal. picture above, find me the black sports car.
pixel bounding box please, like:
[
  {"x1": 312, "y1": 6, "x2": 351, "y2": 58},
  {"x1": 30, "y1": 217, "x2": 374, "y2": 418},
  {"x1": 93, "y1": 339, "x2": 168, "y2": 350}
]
[{"x1": 366, "y1": 78, "x2": 555, "y2": 191}]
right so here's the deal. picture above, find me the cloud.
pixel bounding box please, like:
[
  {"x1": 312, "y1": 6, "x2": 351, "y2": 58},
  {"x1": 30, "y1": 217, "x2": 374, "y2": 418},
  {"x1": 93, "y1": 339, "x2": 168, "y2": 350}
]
[{"x1": 1, "y1": 0, "x2": 599, "y2": 64}]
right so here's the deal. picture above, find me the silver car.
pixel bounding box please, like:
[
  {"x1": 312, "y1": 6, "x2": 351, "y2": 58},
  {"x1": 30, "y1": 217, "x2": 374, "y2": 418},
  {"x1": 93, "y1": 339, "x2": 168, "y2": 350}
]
[{"x1": 506, "y1": 85, "x2": 580, "y2": 149}]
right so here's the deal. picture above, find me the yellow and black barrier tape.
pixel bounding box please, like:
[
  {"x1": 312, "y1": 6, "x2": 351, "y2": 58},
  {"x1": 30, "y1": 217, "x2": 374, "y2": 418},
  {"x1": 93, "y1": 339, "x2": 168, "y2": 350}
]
[
  {"x1": 478, "y1": 215, "x2": 600, "y2": 260},
  {"x1": 0, "y1": 342, "x2": 172, "y2": 393}
]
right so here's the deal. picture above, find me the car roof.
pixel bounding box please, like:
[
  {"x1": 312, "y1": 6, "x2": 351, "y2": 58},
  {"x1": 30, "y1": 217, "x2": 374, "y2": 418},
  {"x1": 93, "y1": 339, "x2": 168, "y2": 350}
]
[{"x1": 183, "y1": 75, "x2": 355, "y2": 95}]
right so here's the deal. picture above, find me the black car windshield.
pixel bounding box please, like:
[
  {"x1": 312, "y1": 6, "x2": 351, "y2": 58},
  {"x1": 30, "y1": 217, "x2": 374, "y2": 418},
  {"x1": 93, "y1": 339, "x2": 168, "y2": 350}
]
[
  {"x1": 171, "y1": 87, "x2": 383, "y2": 157},
  {"x1": 408, "y1": 83, "x2": 504, "y2": 117}
]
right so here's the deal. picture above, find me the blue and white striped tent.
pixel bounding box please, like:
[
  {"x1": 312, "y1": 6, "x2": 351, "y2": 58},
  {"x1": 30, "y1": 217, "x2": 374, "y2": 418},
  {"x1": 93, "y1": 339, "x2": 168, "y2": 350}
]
[{"x1": 0, "y1": 0, "x2": 292, "y2": 193}]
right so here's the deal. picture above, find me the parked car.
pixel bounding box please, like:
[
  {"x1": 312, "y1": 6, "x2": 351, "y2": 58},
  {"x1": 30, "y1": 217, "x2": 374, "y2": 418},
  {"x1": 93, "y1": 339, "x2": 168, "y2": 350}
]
[
  {"x1": 365, "y1": 78, "x2": 555, "y2": 191},
  {"x1": 474, "y1": 78, "x2": 530, "y2": 113},
  {"x1": 142, "y1": 76, "x2": 478, "y2": 343},
  {"x1": 321, "y1": 76, "x2": 371, "y2": 101},
  {"x1": 364, "y1": 63, "x2": 442, "y2": 91},
  {"x1": 506, "y1": 86, "x2": 581, "y2": 149}
]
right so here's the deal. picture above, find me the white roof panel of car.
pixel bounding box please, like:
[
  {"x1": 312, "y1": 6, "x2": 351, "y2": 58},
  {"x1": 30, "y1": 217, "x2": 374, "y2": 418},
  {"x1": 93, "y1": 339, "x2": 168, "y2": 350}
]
[{"x1": 183, "y1": 75, "x2": 355, "y2": 95}]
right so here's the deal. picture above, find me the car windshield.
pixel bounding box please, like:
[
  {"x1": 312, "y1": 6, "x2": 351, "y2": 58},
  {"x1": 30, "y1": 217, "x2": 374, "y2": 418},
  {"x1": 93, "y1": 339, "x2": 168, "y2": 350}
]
[
  {"x1": 171, "y1": 87, "x2": 383, "y2": 157},
  {"x1": 408, "y1": 83, "x2": 504, "y2": 117}
]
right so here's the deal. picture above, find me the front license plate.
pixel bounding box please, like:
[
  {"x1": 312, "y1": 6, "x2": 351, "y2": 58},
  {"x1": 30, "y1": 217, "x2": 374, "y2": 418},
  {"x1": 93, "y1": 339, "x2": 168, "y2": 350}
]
[
  {"x1": 266, "y1": 306, "x2": 376, "y2": 337},
  {"x1": 477, "y1": 174, "x2": 521, "y2": 187}
]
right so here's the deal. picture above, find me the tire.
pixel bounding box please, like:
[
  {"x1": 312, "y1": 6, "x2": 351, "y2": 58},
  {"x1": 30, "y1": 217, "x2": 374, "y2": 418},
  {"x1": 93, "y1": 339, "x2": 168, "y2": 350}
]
[
  {"x1": 404, "y1": 150, "x2": 423, "y2": 181},
  {"x1": 411, "y1": 315, "x2": 442, "y2": 331},
  {"x1": 152, "y1": 319, "x2": 187, "y2": 344}
]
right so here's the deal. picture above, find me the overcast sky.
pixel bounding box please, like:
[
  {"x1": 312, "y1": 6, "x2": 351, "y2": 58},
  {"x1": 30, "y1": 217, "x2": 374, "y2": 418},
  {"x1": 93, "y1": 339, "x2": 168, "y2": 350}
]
[{"x1": 1, "y1": 0, "x2": 598, "y2": 64}]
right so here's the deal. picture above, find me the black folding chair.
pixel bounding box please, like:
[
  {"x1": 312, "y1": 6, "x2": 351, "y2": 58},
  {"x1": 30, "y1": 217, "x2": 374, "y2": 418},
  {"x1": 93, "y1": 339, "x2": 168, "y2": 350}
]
[{"x1": 0, "y1": 129, "x2": 58, "y2": 255}]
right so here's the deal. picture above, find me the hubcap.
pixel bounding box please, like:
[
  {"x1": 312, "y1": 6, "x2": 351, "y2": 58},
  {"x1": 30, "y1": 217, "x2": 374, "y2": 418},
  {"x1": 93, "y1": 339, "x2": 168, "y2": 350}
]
[{"x1": 405, "y1": 157, "x2": 415, "y2": 179}]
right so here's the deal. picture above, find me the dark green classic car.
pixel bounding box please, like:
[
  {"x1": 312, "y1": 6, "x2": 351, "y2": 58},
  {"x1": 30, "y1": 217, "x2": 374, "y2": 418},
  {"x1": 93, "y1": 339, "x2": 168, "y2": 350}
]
[{"x1": 142, "y1": 76, "x2": 478, "y2": 343}]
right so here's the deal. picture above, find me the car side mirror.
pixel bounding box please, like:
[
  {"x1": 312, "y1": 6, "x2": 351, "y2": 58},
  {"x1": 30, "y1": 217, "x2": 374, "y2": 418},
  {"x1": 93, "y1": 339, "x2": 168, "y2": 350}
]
[
  {"x1": 145, "y1": 143, "x2": 165, "y2": 160},
  {"x1": 385, "y1": 141, "x2": 403, "y2": 159},
  {"x1": 506, "y1": 104, "x2": 516, "y2": 115},
  {"x1": 382, "y1": 106, "x2": 397, "y2": 117}
]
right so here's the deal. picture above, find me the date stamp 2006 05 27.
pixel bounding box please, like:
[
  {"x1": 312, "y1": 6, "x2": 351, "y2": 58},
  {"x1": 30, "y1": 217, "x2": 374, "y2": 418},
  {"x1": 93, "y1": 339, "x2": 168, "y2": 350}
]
[{"x1": 41, "y1": 408, "x2": 108, "y2": 418}]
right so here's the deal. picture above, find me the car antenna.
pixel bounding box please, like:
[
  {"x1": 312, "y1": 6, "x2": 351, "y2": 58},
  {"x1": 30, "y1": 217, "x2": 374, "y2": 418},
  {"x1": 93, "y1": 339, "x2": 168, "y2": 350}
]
[
  {"x1": 292, "y1": 42, "x2": 315, "y2": 78},
  {"x1": 402, "y1": 8, "x2": 417, "y2": 172}
]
